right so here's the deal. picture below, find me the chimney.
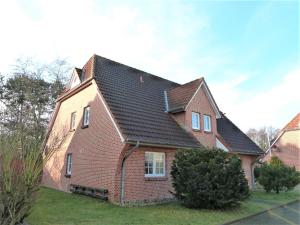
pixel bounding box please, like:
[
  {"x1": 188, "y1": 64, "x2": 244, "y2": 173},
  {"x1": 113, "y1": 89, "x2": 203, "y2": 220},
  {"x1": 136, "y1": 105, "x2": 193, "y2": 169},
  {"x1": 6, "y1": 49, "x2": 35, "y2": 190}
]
[{"x1": 140, "y1": 76, "x2": 144, "y2": 83}]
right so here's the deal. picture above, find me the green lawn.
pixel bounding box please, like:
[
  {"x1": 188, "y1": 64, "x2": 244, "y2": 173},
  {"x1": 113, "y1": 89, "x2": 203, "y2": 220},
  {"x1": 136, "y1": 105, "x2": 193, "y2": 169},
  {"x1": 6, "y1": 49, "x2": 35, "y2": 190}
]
[{"x1": 27, "y1": 187, "x2": 300, "y2": 225}]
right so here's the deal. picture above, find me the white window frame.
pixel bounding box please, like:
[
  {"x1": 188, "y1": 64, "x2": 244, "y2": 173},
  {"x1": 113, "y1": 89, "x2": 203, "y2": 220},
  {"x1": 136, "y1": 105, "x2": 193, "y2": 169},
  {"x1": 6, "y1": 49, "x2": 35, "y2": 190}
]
[
  {"x1": 203, "y1": 114, "x2": 212, "y2": 132},
  {"x1": 192, "y1": 112, "x2": 200, "y2": 130},
  {"x1": 144, "y1": 152, "x2": 166, "y2": 177},
  {"x1": 66, "y1": 153, "x2": 72, "y2": 175},
  {"x1": 70, "y1": 112, "x2": 76, "y2": 130},
  {"x1": 83, "y1": 106, "x2": 90, "y2": 127}
]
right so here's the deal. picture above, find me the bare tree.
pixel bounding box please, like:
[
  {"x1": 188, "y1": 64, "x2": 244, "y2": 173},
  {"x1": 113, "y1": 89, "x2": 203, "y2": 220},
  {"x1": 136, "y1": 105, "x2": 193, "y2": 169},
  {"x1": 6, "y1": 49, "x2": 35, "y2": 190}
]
[{"x1": 246, "y1": 126, "x2": 280, "y2": 151}]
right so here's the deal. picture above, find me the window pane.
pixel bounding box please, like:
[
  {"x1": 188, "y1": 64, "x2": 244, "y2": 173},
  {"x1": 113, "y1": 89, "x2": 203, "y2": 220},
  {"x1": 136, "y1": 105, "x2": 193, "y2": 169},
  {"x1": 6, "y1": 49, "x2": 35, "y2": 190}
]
[
  {"x1": 83, "y1": 107, "x2": 90, "y2": 126},
  {"x1": 154, "y1": 153, "x2": 165, "y2": 175},
  {"x1": 145, "y1": 152, "x2": 154, "y2": 175},
  {"x1": 145, "y1": 152, "x2": 165, "y2": 176},
  {"x1": 192, "y1": 112, "x2": 200, "y2": 129},
  {"x1": 67, "y1": 154, "x2": 72, "y2": 175},
  {"x1": 71, "y1": 112, "x2": 76, "y2": 129},
  {"x1": 204, "y1": 115, "x2": 211, "y2": 131}
]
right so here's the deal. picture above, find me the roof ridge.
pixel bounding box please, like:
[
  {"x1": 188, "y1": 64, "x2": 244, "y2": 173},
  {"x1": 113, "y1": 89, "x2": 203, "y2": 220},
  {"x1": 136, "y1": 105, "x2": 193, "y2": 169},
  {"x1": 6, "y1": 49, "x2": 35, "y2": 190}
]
[
  {"x1": 92, "y1": 54, "x2": 180, "y2": 86},
  {"x1": 168, "y1": 77, "x2": 203, "y2": 91}
]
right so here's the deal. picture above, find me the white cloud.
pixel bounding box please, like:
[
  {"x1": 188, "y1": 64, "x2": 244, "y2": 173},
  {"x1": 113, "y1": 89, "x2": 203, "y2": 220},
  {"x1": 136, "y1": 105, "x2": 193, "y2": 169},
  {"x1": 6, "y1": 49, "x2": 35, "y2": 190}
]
[
  {"x1": 0, "y1": 0, "x2": 298, "y2": 132},
  {"x1": 0, "y1": 0, "x2": 209, "y2": 84},
  {"x1": 211, "y1": 68, "x2": 300, "y2": 131}
]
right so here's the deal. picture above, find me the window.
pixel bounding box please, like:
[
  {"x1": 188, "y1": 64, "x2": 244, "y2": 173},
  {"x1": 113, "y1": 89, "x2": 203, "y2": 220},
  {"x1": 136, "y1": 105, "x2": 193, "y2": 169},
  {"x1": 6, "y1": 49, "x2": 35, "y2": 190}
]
[
  {"x1": 203, "y1": 115, "x2": 211, "y2": 132},
  {"x1": 83, "y1": 106, "x2": 90, "y2": 127},
  {"x1": 70, "y1": 112, "x2": 76, "y2": 130},
  {"x1": 145, "y1": 152, "x2": 165, "y2": 177},
  {"x1": 192, "y1": 112, "x2": 200, "y2": 130},
  {"x1": 66, "y1": 153, "x2": 72, "y2": 176}
]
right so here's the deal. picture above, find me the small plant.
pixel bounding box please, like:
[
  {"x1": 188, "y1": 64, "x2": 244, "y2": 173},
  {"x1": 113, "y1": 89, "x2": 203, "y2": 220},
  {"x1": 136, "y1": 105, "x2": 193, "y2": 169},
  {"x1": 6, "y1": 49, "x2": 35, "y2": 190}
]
[
  {"x1": 171, "y1": 148, "x2": 249, "y2": 209},
  {"x1": 258, "y1": 156, "x2": 300, "y2": 193}
]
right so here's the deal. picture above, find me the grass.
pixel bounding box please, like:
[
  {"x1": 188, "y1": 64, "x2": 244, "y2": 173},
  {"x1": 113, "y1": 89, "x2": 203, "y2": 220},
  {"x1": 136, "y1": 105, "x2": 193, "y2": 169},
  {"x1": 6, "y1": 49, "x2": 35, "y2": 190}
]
[{"x1": 26, "y1": 187, "x2": 300, "y2": 225}]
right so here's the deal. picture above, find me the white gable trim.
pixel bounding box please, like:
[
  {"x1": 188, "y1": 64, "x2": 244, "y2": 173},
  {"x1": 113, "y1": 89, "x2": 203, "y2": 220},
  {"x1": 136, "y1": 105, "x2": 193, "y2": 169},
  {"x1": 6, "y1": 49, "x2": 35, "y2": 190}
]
[
  {"x1": 216, "y1": 137, "x2": 229, "y2": 152},
  {"x1": 185, "y1": 80, "x2": 221, "y2": 118},
  {"x1": 265, "y1": 131, "x2": 284, "y2": 154},
  {"x1": 94, "y1": 80, "x2": 125, "y2": 143},
  {"x1": 69, "y1": 69, "x2": 81, "y2": 89}
]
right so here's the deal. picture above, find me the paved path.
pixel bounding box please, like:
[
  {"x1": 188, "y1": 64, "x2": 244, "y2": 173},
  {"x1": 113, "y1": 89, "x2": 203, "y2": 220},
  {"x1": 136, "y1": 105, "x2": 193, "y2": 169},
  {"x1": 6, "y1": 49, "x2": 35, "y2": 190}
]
[{"x1": 231, "y1": 200, "x2": 300, "y2": 225}]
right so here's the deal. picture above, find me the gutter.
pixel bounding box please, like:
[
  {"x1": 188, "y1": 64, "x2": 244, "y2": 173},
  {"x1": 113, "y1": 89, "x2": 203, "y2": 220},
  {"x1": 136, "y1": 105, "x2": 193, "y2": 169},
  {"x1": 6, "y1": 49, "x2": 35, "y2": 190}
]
[
  {"x1": 120, "y1": 141, "x2": 140, "y2": 206},
  {"x1": 126, "y1": 140, "x2": 198, "y2": 150}
]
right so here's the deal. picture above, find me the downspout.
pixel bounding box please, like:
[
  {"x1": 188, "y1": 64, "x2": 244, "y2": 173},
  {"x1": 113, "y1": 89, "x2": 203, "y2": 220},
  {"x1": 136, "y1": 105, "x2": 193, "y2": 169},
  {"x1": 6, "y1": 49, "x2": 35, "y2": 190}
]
[
  {"x1": 251, "y1": 159, "x2": 256, "y2": 190},
  {"x1": 120, "y1": 141, "x2": 140, "y2": 206}
]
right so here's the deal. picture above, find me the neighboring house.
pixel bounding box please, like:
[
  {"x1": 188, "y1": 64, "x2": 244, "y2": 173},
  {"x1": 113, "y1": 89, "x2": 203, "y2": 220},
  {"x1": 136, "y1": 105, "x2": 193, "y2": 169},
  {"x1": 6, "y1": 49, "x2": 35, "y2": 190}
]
[
  {"x1": 42, "y1": 55, "x2": 263, "y2": 204},
  {"x1": 264, "y1": 113, "x2": 300, "y2": 171}
]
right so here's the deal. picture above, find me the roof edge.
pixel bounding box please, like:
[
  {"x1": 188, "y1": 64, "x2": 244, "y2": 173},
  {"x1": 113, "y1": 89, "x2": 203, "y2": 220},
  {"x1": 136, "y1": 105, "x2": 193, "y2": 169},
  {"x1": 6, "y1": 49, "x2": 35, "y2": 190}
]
[
  {"x1": 126, "y1": 140, "x2": 201, "y2": 149},
  {"x1": 185, "y1": 79, "x2": 221, "y2": 118}
]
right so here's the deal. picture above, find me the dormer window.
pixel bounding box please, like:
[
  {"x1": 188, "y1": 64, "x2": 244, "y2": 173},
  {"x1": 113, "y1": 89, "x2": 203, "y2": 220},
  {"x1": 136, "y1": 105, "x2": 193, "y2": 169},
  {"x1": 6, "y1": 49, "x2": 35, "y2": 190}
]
[
  {"x1": 203, "y1": 115, "x2": 211, "y2": 132},
  {"x1": 192, "y1": 112, "x2": 200, "y2": 130}
]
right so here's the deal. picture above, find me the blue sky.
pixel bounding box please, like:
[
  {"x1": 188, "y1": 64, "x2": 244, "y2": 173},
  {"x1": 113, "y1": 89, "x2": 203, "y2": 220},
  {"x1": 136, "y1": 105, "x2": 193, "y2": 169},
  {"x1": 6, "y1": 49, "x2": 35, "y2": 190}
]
[{"x1": 0, "y1": 0, "x2": 299, "y2": 131}]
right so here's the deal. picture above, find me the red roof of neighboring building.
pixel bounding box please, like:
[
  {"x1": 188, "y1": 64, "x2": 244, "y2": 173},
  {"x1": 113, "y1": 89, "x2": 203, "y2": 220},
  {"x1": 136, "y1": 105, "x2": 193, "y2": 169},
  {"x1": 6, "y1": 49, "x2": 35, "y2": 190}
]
[{"x1": 283, "y1": 113, "x2": 300, "y2": 131}]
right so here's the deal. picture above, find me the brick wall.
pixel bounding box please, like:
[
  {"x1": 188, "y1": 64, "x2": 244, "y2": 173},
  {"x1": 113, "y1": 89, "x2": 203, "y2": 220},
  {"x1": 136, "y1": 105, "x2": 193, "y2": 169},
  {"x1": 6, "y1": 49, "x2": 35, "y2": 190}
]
[
  {"x1": 43, "y1": 77, "x2": 259, "y2": 203},
  {"x1": 42, "y1": 80, "x2": 125, "y2": 201},
  {"x1": 172, "y1": 85, "x2": 217, "y2": 147},
  {"x1": 116, "y1": 147, "x2": 175, "y2": 203},
  {"x1": 264, "y1": 130, "x2": 300, "y2": 171},
  {"x1": 238, "y1": 154, "x2": 257, "y2": 189}
]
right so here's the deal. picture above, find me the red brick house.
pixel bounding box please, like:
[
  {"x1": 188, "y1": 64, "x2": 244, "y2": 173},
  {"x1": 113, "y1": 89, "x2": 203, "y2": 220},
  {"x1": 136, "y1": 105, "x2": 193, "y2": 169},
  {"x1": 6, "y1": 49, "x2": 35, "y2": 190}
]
[
  {"x1": 264, "y1": 113, "x2": 300, "y2": 171},
  {"x1": 42, "y1": 55, "x2": 263, "y2": 204}
]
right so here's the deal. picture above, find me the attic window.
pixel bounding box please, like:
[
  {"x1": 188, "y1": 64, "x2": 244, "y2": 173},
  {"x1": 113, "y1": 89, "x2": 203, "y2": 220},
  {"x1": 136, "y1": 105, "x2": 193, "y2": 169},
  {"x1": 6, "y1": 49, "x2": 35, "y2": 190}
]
[
  {"x1": 192, "y1": 112, "x2": 200, "y2": 130},
  {"x1": 203, "y1": 115, "x2": 211, "y2": 132}
]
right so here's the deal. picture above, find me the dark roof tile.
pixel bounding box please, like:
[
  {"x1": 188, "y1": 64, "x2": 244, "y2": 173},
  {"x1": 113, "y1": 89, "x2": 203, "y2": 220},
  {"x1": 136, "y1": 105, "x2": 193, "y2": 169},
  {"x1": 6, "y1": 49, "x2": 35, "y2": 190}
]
[
  {"x1": 92, "y1": 55, "x2": 201, "y2": 148},
  {"x1": 217, "y1": 114, "x2": 263, "y2": 155}
]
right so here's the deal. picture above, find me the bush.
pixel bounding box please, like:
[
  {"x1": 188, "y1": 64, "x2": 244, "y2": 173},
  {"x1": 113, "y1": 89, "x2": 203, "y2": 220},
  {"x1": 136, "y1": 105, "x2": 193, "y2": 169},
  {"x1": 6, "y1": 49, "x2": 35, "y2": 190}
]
[
  {"x1": 0, "y1": 131, "x2": 67, "y2": 225},
  {"x1": 254, "y1": 166, "x2": 260, "y2": 179},
  {"x1": 258, "y1": 156, "x2": 300, "y2": 193},
  {"x1": 171, "y1": 148, "x2": 249, "y2": 209},
  {"x1": 0, "y1": 136, "x2": 43, "y2": 225}
]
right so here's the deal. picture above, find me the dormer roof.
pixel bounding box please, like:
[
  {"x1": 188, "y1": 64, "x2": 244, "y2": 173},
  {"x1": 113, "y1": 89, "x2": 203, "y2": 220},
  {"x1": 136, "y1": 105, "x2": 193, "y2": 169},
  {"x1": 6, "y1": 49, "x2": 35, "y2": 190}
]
[
  {"x1": 167, "y1": 78, "x2": 203, "y2": 112},
  {"x1": 166, "y1": 78, "x2": 221, "y2": 118}
]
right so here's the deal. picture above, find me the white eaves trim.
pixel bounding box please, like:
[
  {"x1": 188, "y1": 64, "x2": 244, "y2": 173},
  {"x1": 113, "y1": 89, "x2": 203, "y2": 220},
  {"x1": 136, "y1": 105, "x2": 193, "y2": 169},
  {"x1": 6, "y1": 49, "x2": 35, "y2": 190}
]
[
  {"x1": 216, "y1": 137, "x2": 229, "y2": 152},
  {"x1": 94, "y1": 80, "x2": 125, "y2": 143},
  {"x1": 185, "y1": 80, "x2": 221, "y2": 119}
]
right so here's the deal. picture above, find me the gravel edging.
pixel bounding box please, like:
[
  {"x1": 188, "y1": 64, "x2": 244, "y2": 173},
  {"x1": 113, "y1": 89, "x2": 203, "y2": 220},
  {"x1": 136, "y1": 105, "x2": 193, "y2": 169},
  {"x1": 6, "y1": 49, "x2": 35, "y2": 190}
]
[{"x1": 220, "y1": 199, "x2": 300, "y2": 225}]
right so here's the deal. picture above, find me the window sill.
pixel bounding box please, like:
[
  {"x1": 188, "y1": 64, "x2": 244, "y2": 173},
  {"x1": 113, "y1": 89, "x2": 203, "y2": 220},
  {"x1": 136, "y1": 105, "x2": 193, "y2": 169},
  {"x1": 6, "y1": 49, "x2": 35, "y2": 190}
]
[
  {"x1": 144, "y1": 176, "x2": 167, "y2": 181},
  {"x1": 192, "y1": 128, "x2": 200, "y2": 132},
  {"x1": 81, "y1": 125, "x2": 89, "y2": 129},
  {"x1": 65, "y1": 174, "x2": 71, "y2": 178},
  {"x1": 204, "y1": 130, "x2": 212, "y2": 134}
]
